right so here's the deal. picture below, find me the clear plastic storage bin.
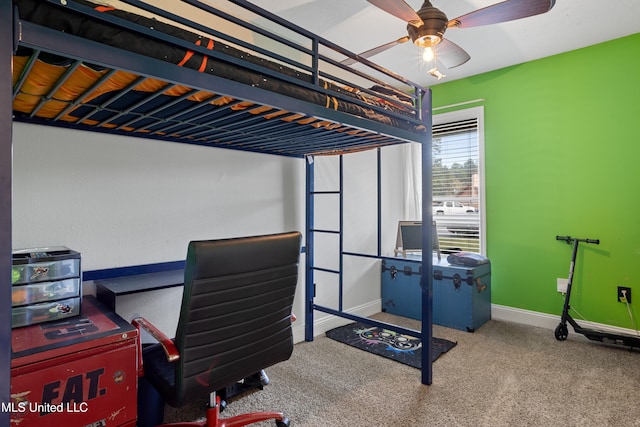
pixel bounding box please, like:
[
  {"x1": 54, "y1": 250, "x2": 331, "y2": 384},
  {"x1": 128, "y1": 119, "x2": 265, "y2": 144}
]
[
  {"x1": 11, "y1": 278, "x2": 81, "y2": 306},
  {"x1": 11, "y1": 247, "x2": 81, "y2": 328},
  {"x1": 11, "y1": 297, "x2": 81, "y2": 328}
]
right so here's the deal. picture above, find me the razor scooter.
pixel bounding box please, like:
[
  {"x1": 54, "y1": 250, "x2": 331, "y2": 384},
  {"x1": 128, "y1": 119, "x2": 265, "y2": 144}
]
[{"x1": 554, "y1": 235, "x2": 640, "y2": 348}]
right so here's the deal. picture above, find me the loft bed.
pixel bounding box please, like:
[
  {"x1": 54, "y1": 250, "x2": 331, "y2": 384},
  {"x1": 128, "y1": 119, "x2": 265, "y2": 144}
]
[
  {"x1": 12, "y1": 0, "x2": 427, "y2": 157},
  {"x1": 3, "y1": 0, "x2": 436, "y2": 391}
]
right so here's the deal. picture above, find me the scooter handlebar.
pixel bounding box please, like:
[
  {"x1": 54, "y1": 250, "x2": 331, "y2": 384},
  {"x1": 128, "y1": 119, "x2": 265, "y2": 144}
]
[{"x1": 555, "y1": 235, "x2": 599, "y2": 244}]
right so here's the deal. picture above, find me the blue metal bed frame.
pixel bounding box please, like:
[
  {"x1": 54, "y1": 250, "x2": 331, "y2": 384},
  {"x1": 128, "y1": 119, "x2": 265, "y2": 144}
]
[
  {"x1": 1, "y1": 1, "x2": 13, "y2": 424},
  {"x1": 1, "y1": 1, "x2": 434, "y2": 416}
]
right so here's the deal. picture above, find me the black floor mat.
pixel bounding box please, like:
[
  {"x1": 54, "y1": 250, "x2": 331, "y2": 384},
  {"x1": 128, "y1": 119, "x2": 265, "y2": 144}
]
[{"x1": 326, "y1": 321, "x2": 456, "y2": 369}]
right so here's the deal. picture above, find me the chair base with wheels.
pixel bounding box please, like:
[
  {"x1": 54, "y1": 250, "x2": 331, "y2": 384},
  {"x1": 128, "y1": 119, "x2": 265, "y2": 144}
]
[{"x1": 157, "y1": 390, "x2": 289, "y2": 427}]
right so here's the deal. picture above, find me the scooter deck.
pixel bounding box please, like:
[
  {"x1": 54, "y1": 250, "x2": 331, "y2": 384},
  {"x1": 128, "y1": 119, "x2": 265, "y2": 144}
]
[{"x1": 575, "y1": 325, "x2": 640, "y2": 348}]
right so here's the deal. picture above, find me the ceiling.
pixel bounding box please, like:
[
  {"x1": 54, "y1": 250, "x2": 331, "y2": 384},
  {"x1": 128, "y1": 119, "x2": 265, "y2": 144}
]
[{"x1": 248, "y1": 0, "x2": 640, "y2": 88}]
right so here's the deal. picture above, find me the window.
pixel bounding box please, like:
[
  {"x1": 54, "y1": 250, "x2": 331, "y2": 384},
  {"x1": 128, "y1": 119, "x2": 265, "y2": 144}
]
[
  {"x1": 403, "y1": 106, "x2": 485, "y2": 254},
  {"x1": 433, "y1": 107, "x2": 484, "y2": 254}
]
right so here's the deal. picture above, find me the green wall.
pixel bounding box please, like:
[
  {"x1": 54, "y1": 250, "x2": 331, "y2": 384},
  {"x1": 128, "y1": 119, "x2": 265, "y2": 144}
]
[{"x1": 431, "y1": 33, "x2": 640, "y2": 328}]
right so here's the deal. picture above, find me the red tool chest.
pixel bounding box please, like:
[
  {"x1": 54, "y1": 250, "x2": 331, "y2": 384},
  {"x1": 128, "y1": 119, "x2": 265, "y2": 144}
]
[{"x1": 10, "y1": 296, "x2": 138, "y2": 427}]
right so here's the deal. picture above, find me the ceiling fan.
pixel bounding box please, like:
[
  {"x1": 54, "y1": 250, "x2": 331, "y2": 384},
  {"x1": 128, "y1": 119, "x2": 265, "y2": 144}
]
[{"x1": 344, "y1": 0, "x2": 556, "y2": 78}]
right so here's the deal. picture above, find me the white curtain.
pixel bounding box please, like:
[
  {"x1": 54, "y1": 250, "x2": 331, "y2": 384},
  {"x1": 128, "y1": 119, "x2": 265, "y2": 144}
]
[{"x1": 402, "y1": 142, "x2": 422, "y2": 221}]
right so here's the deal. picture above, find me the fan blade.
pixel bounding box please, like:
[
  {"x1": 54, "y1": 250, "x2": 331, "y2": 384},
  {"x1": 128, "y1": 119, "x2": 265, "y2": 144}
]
[
  {"x1": 341, "y1": 36, "x2": 410, "y2": 65},
  {"x1": 367, "y1": 0, "x2": 423, "y2": 27},
  {"x1": 448, "y1": 0, "x2": 555, "y2": 29},
  {"x1": 434, "y1": 38, "x2": 470, "y2": 69}
]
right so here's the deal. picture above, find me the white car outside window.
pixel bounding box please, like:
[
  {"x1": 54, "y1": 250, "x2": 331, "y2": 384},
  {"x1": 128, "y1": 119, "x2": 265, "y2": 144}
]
[{"x1": 433, "y1": 201, "x2": 477, "y2": 215}]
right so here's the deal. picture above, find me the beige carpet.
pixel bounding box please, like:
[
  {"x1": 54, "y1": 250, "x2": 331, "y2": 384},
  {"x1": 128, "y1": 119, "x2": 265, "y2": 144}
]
[{"x1": 163, "y1": 313, "x2": 640, "y2": 426}]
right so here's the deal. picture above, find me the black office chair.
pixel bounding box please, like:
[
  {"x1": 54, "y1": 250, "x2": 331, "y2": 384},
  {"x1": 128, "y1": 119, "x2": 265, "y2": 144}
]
[{"x1": 133, "y1": 231, "x2": 302, "y2": 427}]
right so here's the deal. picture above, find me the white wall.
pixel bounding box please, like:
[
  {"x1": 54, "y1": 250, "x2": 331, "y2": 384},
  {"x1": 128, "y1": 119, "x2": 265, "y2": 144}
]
[
  {"x1": 12, "y1": 122, "x2": 406, "y2": 341},
  {"x1": 12, "y1": 123, "x2": 304, "y2": 268}
]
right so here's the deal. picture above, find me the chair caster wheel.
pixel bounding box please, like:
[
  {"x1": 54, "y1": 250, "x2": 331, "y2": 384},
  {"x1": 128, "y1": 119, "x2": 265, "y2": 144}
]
[
  {"x1": 276, "y1": 417, "x2": 290, "y2": 427},
  {"x1": 555, "y1": 323, "x2": 568, "y2": 341},
  {"x1": 260, "y1": 369, "x2": 270, "y2": 386}
]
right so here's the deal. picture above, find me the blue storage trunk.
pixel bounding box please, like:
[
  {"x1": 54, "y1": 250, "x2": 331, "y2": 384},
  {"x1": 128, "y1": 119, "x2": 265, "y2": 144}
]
[{"x1": 381, "y1": 255, "x2": 491, "y2": 332}]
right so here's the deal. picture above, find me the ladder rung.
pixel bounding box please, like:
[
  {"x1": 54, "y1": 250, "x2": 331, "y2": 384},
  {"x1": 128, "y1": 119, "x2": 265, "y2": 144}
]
[
  {"x1": 310, "y1": 229, "x2": 340, "y2": 234},
  {"x1": 312, "y1": 267, "x2": 340, "y2": 274}
]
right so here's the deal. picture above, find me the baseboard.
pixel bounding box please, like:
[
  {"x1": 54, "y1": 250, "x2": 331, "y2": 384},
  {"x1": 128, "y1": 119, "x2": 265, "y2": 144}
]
[
  {"x1": 491, "y1": 303, "x2": 640, "y2": 337},
  {"x1": 293, "y1": 299, "x2": 381, "y2": 343},
  {"x1": 491, "y1": 304, "x2": 560, "y2": 330}
]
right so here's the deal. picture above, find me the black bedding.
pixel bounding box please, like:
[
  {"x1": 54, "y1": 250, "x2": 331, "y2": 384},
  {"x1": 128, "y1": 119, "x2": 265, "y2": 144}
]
[{"x1": 13, "y1": 0, "x2": 424, "y2": 134}]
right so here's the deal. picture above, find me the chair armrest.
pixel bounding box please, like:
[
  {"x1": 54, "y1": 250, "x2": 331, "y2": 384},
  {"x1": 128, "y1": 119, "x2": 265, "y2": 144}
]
[{"x1": 131, "y1": 317, "x2": 180, "y2": 363}]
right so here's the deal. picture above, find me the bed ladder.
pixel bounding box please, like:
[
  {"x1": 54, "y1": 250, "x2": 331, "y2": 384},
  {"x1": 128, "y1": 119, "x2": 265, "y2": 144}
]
[
  {"x1": 304, "y1": 154, "x2": 345, "y2": 342},
  {"x1": 303, "y1": 149, "x2": 429, "y2": 349}
]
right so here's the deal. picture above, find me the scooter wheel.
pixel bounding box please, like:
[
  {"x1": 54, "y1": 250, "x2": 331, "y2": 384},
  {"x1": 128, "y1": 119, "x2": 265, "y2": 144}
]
[{"x1": 555, "y1": 323, "x2": 568, "y2": 341}]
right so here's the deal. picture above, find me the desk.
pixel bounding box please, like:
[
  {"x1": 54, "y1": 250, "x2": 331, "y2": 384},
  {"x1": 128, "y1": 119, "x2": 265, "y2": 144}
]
[
  {"x1": 95, "y1": 270, "x2": 184, "y2": 343},
  {"x1": 11, "y1": 296, "x2": 138, "y2": 427}
]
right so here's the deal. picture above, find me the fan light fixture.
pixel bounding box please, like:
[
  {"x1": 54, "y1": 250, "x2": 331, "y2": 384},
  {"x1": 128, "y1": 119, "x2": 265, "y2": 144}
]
[{"x1": 407, "y1": 1, "x2": 448, "y2": 48}]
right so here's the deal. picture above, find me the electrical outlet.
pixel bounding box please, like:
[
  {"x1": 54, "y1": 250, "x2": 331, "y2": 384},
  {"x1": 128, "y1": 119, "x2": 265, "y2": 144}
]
[
  {"x1": 557, "y1": 278, "x2": 569, "y2": 293},
  {"x1": 617, "y1": 286, "x2": 631, "y2": 303}
]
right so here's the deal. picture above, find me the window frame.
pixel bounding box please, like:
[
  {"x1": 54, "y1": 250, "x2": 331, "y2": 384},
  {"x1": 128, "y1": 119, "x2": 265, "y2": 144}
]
[{"x1": 433, "y1": 106, "x2": 486, "y2": 255}]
